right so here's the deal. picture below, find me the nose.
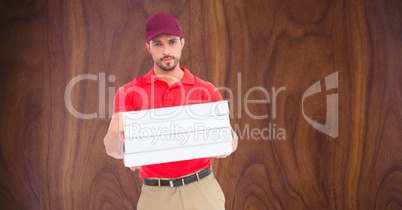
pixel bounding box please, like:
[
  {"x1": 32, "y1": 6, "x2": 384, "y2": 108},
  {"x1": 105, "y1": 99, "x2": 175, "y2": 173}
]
[{"x1": 162, "y1": 45, "x2": 171, "y2": 56}]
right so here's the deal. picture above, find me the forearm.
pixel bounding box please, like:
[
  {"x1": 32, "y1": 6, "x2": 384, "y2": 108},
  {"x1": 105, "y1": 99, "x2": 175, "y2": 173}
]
[
  {"x1": 231, "y1": 129, "x2": 238, "y2": 152},
  {"x1": 104, "y1": 132, "x2": 124, "y2": 159}
]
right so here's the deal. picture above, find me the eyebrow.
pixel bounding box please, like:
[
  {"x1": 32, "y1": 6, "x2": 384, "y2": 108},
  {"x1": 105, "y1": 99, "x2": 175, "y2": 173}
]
[{"x1": 152, "y1": 38, "x2": 180, "y2": 43}]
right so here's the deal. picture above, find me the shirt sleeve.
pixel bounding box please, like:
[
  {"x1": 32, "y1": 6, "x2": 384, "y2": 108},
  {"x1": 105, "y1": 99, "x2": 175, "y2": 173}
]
[
  {"x1": 210, "y1": 85, "x2": 223, "y2": 102},
  {"x1": 113, "y1": 86, "x2": 134, "y2": 115}
]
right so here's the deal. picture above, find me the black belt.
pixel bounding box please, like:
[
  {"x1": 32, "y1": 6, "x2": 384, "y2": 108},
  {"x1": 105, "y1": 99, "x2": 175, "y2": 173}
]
[{"x1": 143, "y1": 167, "x2": 212, "y2": 188}]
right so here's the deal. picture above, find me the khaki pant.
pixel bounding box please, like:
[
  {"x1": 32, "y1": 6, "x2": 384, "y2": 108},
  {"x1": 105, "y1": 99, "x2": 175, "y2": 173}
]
[{"x1": 137, "y1": 173, "x2": 225, "y2": 210}]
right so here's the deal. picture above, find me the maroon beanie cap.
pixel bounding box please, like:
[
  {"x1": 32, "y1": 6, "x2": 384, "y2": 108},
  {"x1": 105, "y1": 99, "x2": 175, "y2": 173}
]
[{"x1": 145, "y1": 12, "x2": 182, "y2": 43}]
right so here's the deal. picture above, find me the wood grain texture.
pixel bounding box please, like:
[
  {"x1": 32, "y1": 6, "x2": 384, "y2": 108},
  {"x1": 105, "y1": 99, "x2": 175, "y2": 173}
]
[{"x1": 0, "y1": 0, "x2": 401, "y2": 209}]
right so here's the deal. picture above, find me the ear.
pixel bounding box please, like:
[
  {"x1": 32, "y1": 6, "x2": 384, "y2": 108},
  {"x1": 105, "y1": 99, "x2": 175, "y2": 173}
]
[
  {"x1": 180, "y1": 38, "x2": 185, "y2": 49},
  {"x1": 145, "y1": 42, "x2": 151, "y2": 53}
]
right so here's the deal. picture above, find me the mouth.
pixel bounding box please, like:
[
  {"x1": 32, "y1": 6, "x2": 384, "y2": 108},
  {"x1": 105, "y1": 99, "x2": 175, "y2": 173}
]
[{"x1": 162, "y1": 57, "x2": 174, "y2": 62}]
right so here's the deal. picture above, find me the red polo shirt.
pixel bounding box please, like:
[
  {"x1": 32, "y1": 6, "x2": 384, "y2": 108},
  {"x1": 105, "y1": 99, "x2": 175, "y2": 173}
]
[{"x1": 113, "y1": 67, "x2": 222, "y2": 178}]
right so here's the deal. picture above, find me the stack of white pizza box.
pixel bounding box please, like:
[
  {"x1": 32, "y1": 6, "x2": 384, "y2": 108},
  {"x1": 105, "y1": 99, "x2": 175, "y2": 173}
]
[{"x1": 123, "y1": 101, "x2": 233, "y2": 167}]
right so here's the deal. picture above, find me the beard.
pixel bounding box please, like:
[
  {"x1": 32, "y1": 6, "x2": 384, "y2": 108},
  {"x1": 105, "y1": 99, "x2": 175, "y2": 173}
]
[{"x1": 155, "y1": 56, "x2": 179, "y2": 71}]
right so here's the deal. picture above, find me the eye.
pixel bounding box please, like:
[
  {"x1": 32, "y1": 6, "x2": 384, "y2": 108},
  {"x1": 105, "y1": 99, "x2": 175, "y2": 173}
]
[
  {"x1": 153, "y1": 42, "x2": 161, "y2": 47},
  {"x1": 169, "y1": 40, "x2": 177, "y2": 44}
]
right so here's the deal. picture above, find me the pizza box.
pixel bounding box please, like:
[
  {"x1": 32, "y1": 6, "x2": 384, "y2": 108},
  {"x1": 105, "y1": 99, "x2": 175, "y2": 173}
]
[{"x1": 122, "y1": 101, "x2": 233, "y2": 167}]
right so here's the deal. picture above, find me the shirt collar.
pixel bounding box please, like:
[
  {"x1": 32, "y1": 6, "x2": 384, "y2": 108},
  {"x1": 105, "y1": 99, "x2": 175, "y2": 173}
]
[{"x1": 145, "y1": 67, "x2": 195, "y2": 85}]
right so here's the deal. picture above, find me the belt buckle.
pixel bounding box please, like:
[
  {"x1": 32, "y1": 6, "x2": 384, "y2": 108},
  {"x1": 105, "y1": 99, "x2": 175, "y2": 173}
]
[{"x1": 169, "y1": 178, "x2": 186, "y2": 188}]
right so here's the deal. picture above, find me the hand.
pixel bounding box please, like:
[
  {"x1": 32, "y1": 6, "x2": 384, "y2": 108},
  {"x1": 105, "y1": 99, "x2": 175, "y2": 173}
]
[
  {"x1": 118, "y1": 132, "x2": 125, "y2": 154},
  {"x1": 130, "y1": 166, "x2": 141, "y2": 171}
]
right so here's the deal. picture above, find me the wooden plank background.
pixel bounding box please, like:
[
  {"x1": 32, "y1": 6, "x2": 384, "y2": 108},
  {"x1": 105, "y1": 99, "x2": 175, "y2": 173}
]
[{"x1": 0, "y1": 0, "x2": 401, "y2": 209}]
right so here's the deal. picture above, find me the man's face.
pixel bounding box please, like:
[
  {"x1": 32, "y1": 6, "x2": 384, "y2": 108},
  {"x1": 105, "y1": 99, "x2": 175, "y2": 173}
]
[{"x1": 146, "y1": 34, "x2": 185, "y2": 71}]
